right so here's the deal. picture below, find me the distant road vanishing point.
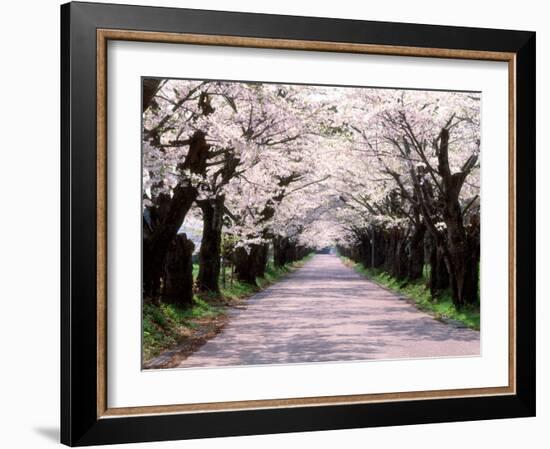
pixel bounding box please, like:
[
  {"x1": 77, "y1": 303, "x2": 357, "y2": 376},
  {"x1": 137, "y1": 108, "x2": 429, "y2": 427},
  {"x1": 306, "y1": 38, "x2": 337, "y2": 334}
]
[{"x1": 178, "y1": 254, "x2": 480, "y2": 368}]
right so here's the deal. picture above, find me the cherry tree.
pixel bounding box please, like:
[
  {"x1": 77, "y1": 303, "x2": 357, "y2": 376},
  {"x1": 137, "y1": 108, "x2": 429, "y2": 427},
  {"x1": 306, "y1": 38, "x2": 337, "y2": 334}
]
[
  {"x1": 143, "y1": 79, "x2": 335, "y2": 295},
  {"x1": 143, "y1": 79, "x2": 481, "y2": 309},
  {"x1": 337, "y1": 88, "x2": 481, "y2": 306}
]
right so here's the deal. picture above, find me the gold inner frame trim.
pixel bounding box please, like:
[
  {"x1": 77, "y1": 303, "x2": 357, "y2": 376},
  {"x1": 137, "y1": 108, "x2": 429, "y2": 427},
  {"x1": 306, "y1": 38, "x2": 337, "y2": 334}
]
[{"x1": 96, "y1": 28, "x2": 517, "y2": 419}]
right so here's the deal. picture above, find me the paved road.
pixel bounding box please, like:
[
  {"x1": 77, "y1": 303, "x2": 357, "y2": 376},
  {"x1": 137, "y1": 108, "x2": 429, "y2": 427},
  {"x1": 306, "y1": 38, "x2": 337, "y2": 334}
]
[{"x1": 179, "y1": 255, "x2": 479, "y2": 368}]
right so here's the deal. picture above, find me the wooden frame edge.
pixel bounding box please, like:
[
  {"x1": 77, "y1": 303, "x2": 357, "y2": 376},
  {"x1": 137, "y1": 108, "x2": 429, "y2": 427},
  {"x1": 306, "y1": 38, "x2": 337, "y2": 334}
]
[
  {"x1": 97, "y1": 29, "x2": 108, "y2": 418},
  {"x1": 96, "y1": 28, "x2": 517, "y2": 419},
  {"x1": 100, "y1": 386, "x2": 514, "y2": 418},
  {"x1": 508, "y1": 56, "x2": 517, "y2": 395},
  {"x1": 97, "y1": 29, "x2": 515, "y2": 61}
]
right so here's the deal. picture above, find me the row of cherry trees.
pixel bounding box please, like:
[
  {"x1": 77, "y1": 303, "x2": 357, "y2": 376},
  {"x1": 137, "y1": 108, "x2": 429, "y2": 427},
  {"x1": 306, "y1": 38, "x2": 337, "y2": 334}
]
[
  {"x1": 334, "y1": 89, "x2": 481, "y2": 308},
  {"x1": 142, "y1": 79, "x2": 481, "y2": 309},
  {"x1": 142, "y1": 79, "x2": 333, "y2": 304}
]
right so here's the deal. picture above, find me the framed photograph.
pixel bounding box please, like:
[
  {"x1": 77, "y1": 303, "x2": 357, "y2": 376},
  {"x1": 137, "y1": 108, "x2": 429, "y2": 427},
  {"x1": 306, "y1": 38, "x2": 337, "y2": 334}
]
[{"x1": 61, "y1": 1, "x2": 535, "y2": 446}]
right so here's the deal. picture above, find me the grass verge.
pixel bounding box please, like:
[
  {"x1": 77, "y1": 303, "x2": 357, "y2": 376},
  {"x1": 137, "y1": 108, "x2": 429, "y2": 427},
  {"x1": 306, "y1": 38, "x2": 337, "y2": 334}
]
[
  {"x1": 143, "y1": 296, "x2": 224, "y2": 362},
  {"x1": 341, "y1": 257, "x2": 480, "y2": 331},
  {"x1": 143, "y1": 254, "x2": 313, "y2": 365}
]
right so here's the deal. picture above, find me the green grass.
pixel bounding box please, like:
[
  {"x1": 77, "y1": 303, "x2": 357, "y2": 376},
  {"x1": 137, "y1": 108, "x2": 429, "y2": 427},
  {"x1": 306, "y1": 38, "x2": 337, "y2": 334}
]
[
  {"x1": 143, "y1": 296, "x2": 224, "y2": 360},
  {"x1": 341, "y1": 257, "x2": 480, "y2": 331},
  {"x1": 143, "y1": 254, "x2": 313, "y2": 361}
]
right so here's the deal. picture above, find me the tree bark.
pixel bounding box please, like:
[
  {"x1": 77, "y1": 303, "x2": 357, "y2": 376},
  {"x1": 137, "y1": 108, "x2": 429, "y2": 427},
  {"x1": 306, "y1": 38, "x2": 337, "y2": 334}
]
[
  {"x1": 234, "y1": 243, "x2": 270, "y2": 285},
  {"x1": 370, "y1": 227, "x2": 385, "y2": 268},
  {"x1": 143, "y1": 184, "x2": 198, "y2": 298},
  {"x1": 197, "y1": 196, "x2": 225, "y2": 294},
  {"x1": 392, "y1": 232, "x2": 408, "y2": 280},
  {"x1": 427, "y1": 236, "x2": 449, "y2": 296},
  {"x1": 234, "y1": 246, "x2": 257, "y2": 285},
  {"x1": 359, "y1": 235, "x2": 372, "y2": 268},
  {"x1": 142, "y1": 79, "x2": 161, "y2": 112},
  {"x1": 437, "y1": 128, "x2": 479, "y2": 307},
  {"x1": 466, "y1": 213, "x2": 480, "y2": 303},
  {"x1": 256, "y1": 243, "x2": 269, "y2": 278},
  {"x1": 162, "y1": 233, "x2": 195, "y2": 306},
  {"x1": 142, "y1": 130, "x2": 209, "y2": 298},
  {"x1": 273, "y1": 236, "x2": 289, "y2": 267},
  {"x1": 384, "y1": 230, "x2": 396, "y2": 273},
  {"x1": 408, "y1": 223, "x2": 426, "y2": 281}
]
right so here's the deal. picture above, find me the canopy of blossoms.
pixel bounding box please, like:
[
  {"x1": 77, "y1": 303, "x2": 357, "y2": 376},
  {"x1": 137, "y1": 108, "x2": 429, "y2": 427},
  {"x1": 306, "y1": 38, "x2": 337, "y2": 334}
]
[{"x1": 143, "y1": 79, "x2": 481, "y2": 305}]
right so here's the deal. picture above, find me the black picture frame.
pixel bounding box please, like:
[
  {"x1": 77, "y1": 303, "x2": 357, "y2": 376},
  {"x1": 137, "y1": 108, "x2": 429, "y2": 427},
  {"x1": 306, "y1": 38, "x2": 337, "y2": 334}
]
[{"x1": 61, "y1": 1, "x2": 536, "y2": 446}]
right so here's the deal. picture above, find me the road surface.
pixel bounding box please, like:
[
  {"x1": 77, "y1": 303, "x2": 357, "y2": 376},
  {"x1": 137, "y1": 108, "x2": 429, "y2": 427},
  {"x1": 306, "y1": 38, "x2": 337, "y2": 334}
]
[{"x1": 178, "y1": 254, "x2": 479, "y2": 368}]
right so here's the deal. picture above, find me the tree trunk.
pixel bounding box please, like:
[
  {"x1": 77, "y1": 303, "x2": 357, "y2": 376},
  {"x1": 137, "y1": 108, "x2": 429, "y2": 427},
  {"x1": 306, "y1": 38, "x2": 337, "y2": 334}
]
[
  {"x1": 466, "y1": 214, "x2": 481, "y2": 303},
  {"x1": 256, "y1": 243, "x2": 269, "y2": 278},
  {"x1": 234, "y1": 243, "x2": 270, "y2": 285},
  {"x1": 360, "y1": 235, "x2": 371, "y2": 268},
  {"x1": 234, "y1": 246, "x2": 257, "y2": 285},
  {"x1": 142, "y1": 130, "x2": 209, "y2": 298},
  {"x1": 408, "y1": 223, "x2": 426, "y2": 281},
  {"x1": 288, "y1": 243, "x2": 299, "y2": 263},
  {"x1": 273, "y1": 236, "x2": 288, "y2": 267},
  {"x1": 385, "y1": 230, "x2": 398, "y2": 274},
  {"x1": 370, "y1": 229, "x2": 376, "y2": 268},
  {"x1": 197, "y1": 196, "x2": 225, "y2": 294},
  {"x1": 443, "y1": 201, "x2": 480, "y2": 308},
  {"x1": 427, "y1": 237, "x2": 449, "y2": 296},
  {"x1": 392, "y1": 232, "x2": 408, "y2": 280},
  {"x1": 142, "y1": 79, "x2": 162, "y2": 112},
  {"x1": 298, "y1": 246, "x2": 310, "y2": 260},
  {"x1": 143, "y1": 184, "x2": 197, "y2": 298},
  {"x1": 437, "y1": 128, "x2": 479, "y2": 307},
  {"x1": 445, "y1": 223, "x2": 479, "y2": 308},
  {"x1": 370, "y1": 227, "x2": 385, "y2": 268},
  {"x1": 162, "y1": 233, "x2": 195, "y2": 306}
]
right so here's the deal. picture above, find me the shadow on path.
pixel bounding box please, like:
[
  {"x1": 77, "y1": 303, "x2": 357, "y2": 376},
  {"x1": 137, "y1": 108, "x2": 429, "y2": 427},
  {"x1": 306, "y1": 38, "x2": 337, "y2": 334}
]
[{"x1": 179, "y1": 255, "x2": 480, "y2": 368}]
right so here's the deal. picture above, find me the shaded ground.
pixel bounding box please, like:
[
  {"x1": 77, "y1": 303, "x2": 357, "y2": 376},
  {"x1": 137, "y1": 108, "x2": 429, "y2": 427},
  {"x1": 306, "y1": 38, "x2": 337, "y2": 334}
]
[
  {"x1": 176, "y1": 255, "x2": 480, "y2": 368},
  {"x1": 144, "y1": 314, "x2": 228, "y2": 369}
]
